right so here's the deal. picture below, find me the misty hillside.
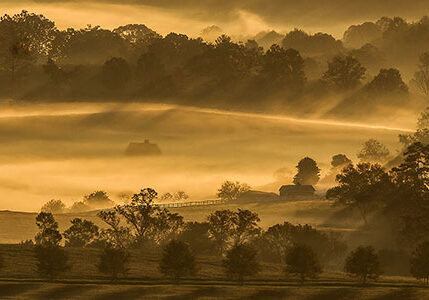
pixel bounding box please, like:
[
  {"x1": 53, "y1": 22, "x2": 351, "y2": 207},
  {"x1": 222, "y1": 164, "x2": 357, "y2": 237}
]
[{"x1": 0, "y1": 103, "x2": 407, "y2": 211}]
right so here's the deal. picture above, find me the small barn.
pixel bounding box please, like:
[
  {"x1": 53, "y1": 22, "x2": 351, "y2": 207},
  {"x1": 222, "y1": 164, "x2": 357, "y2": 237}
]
[
  {"x1": 125, "y1": 140, "x2": 162, "y2": 156},
  {"x1": 279, "y1": 184, "x2": 315, "y2": 201}
]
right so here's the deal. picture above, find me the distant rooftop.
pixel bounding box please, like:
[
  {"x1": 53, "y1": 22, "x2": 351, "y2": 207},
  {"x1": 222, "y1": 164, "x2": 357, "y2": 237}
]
[{"x1": 125, "y1": 140, "x2": 162, "y2": 156}]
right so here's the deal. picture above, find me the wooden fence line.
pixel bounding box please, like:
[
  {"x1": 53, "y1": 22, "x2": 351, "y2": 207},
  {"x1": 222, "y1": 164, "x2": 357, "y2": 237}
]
[{"x1": 154, "y1": 199, "x2": 226, "y2": 208}]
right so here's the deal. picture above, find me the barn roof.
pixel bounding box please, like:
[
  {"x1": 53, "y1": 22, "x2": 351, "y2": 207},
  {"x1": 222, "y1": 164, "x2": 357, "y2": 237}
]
[{"x1": 279, "y1": 184, "x2": 315, "y2": 193}]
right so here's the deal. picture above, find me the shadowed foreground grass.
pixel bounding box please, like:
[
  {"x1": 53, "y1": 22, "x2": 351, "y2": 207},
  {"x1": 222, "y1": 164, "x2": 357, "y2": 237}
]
[{"x1": 0, "y1": 282, "x2": 428, "y2": 300}]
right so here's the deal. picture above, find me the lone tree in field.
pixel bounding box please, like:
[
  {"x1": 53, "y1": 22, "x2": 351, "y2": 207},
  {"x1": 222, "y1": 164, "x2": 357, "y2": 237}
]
[
  {"x1": 35, "y1": 212, "x2": 62, "y2": 246},
  {"x1": 63, "y1": 218, "x2": 100, "y2": 247},
  {"x1": 293, "y1": 157, "x2": 321, "y2": 186},
  {"x1": 223, "y1": 243, "x2": 259, "y2": 284},
  {"x1": 285, "y1": 244, "x2": 322, "y2": 281},
  {"x1": 97, "y1": 247, "x2": 130, "y2": 280},
  {"x1": 410, "y1": 241, "x2": 429, "y2": 284},
  {"x1": 159, "y1": 240, "x2": 197, "y2": 282},
  {"x1": 217, "y1": 181, "x2": 250, "y2": 202},
  {"x1": 357, "y1": 139, "x2": 390, "y2": 164},
  {"x1": 344, "y1": 246, "x2": 382, "y2": 284},
  {"x1": 35, "y1": 245, "x2": 70, "y2": 279}
]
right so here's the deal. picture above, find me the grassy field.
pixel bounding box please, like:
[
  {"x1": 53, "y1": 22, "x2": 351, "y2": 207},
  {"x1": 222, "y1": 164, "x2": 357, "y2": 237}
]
[
  {"x1": 0, "y1": 199, "x2": 353, "y2": 244},
  {"x1": 0, "y1": 243, "x2": 427, "y2": 299},
  {"x1": 0, "y1": 280, "x2": 428, "y2": 299}
]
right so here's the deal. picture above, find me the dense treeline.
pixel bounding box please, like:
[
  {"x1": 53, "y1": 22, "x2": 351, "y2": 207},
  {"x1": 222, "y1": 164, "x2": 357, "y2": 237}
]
[{"x1": 1, "y1": 11, "x2": 429, "y2": 117}]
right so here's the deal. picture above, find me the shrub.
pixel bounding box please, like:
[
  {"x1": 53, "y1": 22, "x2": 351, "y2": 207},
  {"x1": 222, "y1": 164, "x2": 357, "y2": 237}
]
[
  {"x1": 97, "y1": 247, "x2": 130, "y2": 280},
  {"x1": 159, "y1": 240, "x2": 197, "y2": 281},
  {"x1": 344, "y1": 246, "x2": 382, "y2": 284},
  {"x1": 410, "y1": 241, "x2": 429, "y2": 284},
  {"x1": 223, "y1": 243, "x2": 259, "y2": 284},
  {"x1": 34, "y1": 245, "x2": 70, "y2": 279},
  {"x1": 285, "y1": 244, "x2": 322, "y2": 281}
]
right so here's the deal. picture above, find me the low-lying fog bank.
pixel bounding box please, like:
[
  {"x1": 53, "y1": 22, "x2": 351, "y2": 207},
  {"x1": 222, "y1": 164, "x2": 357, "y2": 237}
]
[{"x1": 0, "y1": 102, "x2": 413, "y2": 211}]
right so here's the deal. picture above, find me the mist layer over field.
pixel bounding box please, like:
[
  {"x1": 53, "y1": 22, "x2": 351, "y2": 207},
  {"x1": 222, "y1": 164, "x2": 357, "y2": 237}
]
[{"x1": 0, "y1": 102, "x2": 413, "y2": 211}]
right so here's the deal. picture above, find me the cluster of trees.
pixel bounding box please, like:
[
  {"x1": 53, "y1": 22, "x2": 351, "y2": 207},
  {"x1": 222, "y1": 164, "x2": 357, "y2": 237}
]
[
  {"x1": 41, "y1": 191, "x2": 115, "y2": 213},
  {"x1": 7, "y1": 187, "x2": 383, "y2": 283},
  {"x1": 0, "y1": 11, "x2": 424, "y2": 118},
  {"x1": 41, "y1": 189, "x2": 192, "y2": 214},
  {"x1": 327, "y1": 139, "x2": 429, "y2": 247},
  {"x1": 11, "y1": 196, "x2": 429, "y2": 285},
  {"x1": 281, "y1": 137, "x2": 390, "y2": 188}
]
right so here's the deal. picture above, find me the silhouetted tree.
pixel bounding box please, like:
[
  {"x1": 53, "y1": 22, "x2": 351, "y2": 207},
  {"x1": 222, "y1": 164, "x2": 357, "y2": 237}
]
[
  {"x1": 97, "y1": 246, "x2": 130, "y2": 280},
  {"x1": 322, "y1": 55, "x2": 366, "y2": 90},
  {"x1": 70, "y1": 201, "x2": 90, "y2": 213},
  {"x1": 101, "y1": 57, "x2": 131, "y2": 90},
  {"x1": 178, "y1": 222, "x2": 214, "y2": 254},
  {"x1": 159, "y1": 192, "x2": 174, "y2": 202},
  {"x1": 293, "y1": 157, "x2": 321, "y2": 186},
  {"x1": 63, "y1": 218, "x2": 100, "y2": 247},
  {"x1": 357, "y1": 139, "x2": 390, "y2": 163},
  {"x1": 223, "y1": 243, "x2": 259, "y2": 284},
  {"x1": 344, "y1": 246, "x2": 381, "y2": 284},
  {"x1": 259, "y1": 45, "x2": 306, "y2": 92},
  {"x1": 159, "y1": 240, "x2": 197, "y2": 282},
  {"x1": 41, "y1": 199, "x2": 66, "y2": 214},
  {"x1": 390, "y1": 143, "x2": 429, "y2": 244},
  {"x1": 331, "y1": 154, "x2": 352, "y2": 169},
  {"x1": 0, "y1": 11, "x2": 56, "y2": 94},
  {"x1": 285, "y1": 244, "x2": 322, "y2": 281},
  {"x1": 35, "y1": 212, "x2": 62, "y2": 246},
  {"x1": 34, "y1": 245, "x2": 70, "y2": 279},
  {"x1": 100, "y1": 188, "x2": 183, "y2": 247},
  {"x1": 231, "y1": 209, "x2": 261, "y2": 244},
  {"x1": 173, "y1": 191, "x2": 189, "y2": 201},
  {"x1": 263, "y1": 222, "x2": 296, "y2": 262},
  {"x1": 58, "y1": 25, "x2": 127, "y2": 64},
  {"x1": 208, "y1": 210, "x2": 236, "y2": 255},
  {"x1": 97, "y1": 210, "x2": 132, "y2": 248},
  {"x1": 326, "y1": 163, "x2": 392, "y2": 224},
  {"x1": 282, "y1": 29, "x2": 343, "y2": 57},
  {"x1": 113, "y1": 24, "x2": 160, "y2": 47},
  {"x1": 217, "y1": 181, "x2": 250, "y2": 202},
  {"x1": 399, "y1": 108, "x2": 429, "y2": 146},
  {"x1": 365, "y1": 68, "x2": 408, "y2": 96},
  {"x1": 410, "y1": 241, "x2": 429, "y2": 284},
  {"x1": 343, "y1": 22, "x2": 382, "y2": 49},
  {"x1": 83, "y1": 191, "x2": 114, "y2": 209},
  {"x1": 208, "y1": 209, "x2": 260, "y2": 255}
]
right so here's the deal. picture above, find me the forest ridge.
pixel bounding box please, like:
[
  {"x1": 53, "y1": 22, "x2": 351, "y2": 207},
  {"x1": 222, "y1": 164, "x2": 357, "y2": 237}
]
[{"x1": 1, "y1": 11, "x2": 429, "y2": 120}]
